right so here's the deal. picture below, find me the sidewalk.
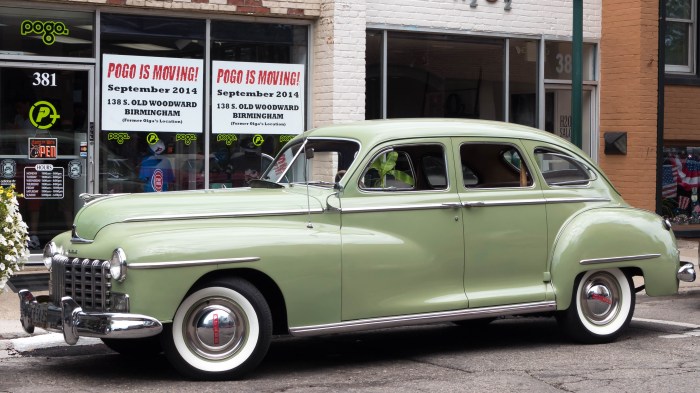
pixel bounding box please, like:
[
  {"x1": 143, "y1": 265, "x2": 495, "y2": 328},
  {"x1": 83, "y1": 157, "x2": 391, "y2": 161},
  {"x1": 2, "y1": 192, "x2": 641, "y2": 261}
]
[{"x1": 1, "y1": 240, "x2": 699, "y2": 343}]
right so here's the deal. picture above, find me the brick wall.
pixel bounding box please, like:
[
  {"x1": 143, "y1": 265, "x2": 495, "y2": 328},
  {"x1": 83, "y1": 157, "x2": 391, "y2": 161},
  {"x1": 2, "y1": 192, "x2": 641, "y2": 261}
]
[
  {"x1": 599, "y1": 0, "x2": 658, "y2": 211},
  {"x1": 665, "y1": 85, "x2": 700, "y2": 142},
  {"x1": 312, "y1": 0, "x2": 366, "y2": 127}
]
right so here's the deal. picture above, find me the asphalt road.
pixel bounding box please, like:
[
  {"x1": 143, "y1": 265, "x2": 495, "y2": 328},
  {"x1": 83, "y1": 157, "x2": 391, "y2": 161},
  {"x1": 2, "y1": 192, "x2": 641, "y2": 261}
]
[{"x1": 1, "y1": 289, "x2": 700, "y2": 393}]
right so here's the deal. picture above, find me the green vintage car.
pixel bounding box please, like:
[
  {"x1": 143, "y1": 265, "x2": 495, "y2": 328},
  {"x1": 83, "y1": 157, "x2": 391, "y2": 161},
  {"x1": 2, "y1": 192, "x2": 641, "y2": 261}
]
[{"x1": 19, "y1": 119, "x2": 696, "y2": 379}]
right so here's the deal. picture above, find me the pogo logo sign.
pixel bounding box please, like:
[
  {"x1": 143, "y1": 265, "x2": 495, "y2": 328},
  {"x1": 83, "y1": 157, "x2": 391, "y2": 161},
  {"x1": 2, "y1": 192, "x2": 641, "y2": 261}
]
[{"x1": 21, "y1": 20, "x2": 69, "y2": 46}]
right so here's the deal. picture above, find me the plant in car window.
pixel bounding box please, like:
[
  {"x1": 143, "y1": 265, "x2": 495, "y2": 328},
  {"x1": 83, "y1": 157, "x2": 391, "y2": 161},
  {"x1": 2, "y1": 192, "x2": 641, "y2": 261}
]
[{"x1": 370, "y1": 151, "x2": 415, "y2": 188}]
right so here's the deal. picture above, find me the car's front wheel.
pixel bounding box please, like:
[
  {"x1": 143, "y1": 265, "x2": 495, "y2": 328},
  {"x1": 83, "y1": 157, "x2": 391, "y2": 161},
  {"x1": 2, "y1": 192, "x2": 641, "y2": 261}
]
[
  {"x1": 557, "y1": 268, "x2": 635, "y2": 344},
  {"x1": 161, "y1": 278, "x2": 272, "y2": 380}
]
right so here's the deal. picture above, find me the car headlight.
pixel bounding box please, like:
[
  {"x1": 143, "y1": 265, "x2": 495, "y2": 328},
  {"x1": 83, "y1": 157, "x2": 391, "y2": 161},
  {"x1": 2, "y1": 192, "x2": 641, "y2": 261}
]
[
  {"x1": 43, "y1": 242, "x2": 58, "y2": 271},
  {"x1": 110, "y1": 248, "x2": 127, "y2": 282}
]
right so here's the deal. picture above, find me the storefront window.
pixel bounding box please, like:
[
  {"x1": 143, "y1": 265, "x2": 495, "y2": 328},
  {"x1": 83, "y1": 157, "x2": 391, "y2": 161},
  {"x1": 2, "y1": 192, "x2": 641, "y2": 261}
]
[
  {"x1": 662, "y1": 145, "x2": 700, "y2": 224},
  {"x1": 366, "y1": 30, "x2": 382, "y2": 120},
  {"x1": 544, "y1": 41, "x2": 596, "y2": 81},
  {"x1": 209, "y1": 22, "x2": 308, "y2": 188},
  {"x1": 0, "y1": 7, "x2": 93, "y2": 58},
  {"x1": 99, "y1": 14, "x2": 205, "y2": 193},
  {"x1": 385, "y1": 32, "x2": 504, "y2": 120},
  {"x1": 510, "y1": 39, "x2": 538, "y2": 127}
]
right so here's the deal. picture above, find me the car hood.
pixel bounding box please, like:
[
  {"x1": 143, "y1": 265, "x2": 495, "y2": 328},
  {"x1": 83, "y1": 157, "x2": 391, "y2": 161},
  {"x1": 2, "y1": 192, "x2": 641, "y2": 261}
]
[{"x1": 72, "y1": 187, "x2": 326, "y2": 240}]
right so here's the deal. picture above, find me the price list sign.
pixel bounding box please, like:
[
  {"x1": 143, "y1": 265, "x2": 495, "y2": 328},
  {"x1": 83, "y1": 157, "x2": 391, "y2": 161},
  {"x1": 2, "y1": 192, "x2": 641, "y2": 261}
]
[{"x1": 24, "y1": 164, "x2": 64, "y2": 199}]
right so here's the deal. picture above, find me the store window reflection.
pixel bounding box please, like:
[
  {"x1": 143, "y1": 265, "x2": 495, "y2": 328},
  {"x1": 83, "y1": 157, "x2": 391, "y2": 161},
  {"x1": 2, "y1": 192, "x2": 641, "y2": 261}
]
[
  {"x1": 510, "y1": 39, "x2": 538, "y2": 127},
  {"x1": 99, "y1": 14, "x2": 205, "y2": 193},
  {"x1": 662, "y1": 145, "x2": 700, "y2": 225},
  {"x1": 209, "y1": 22, "x2": 308, "y2": 187},
  {"x1": 385, "y1": 32, "x2": 504, "y2": 120}
]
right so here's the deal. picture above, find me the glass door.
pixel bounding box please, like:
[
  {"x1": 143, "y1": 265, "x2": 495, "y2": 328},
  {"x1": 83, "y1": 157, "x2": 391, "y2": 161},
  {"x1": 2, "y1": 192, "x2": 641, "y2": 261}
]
[
  {"x1": 0, "y1": 63, "x2": 93, "y2": 255},
  {"x1": 544, "y1": 86, "x2": 595, "y2": 157}
]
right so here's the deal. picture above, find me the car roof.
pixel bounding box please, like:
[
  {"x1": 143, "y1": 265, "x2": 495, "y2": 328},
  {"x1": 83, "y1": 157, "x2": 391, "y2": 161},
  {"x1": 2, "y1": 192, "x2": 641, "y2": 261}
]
[{"x1": 302, "y1": 118, "x2": 576, "y2": 151}]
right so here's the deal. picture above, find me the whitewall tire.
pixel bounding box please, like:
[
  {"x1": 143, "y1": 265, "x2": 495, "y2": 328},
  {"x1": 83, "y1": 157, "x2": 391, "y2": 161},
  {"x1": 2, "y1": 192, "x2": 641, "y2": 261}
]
[
  {"x1": 557, "y1": 268, "x2": 635, "y2": 344},
  {"x1": 162, "y1": 278, "x2": 272, "y2": 380}
]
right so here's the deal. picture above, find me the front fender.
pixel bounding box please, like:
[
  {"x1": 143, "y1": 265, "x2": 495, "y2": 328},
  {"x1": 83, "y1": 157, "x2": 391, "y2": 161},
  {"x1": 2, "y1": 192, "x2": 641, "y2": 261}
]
[{"x1": 550, "y1": 207, "x2": 679, "y2": 310}]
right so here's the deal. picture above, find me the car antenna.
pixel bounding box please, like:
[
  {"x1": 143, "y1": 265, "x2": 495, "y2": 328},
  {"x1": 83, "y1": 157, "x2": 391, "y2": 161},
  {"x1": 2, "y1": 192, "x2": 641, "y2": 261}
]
[{"x1": 304, "y1": 144, "x2": 314, "y2": 229}]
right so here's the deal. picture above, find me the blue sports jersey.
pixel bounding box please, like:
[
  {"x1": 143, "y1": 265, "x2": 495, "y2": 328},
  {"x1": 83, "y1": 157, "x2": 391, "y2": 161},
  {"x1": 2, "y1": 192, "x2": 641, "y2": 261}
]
[{"x1": 138, "y1": 155, "x2": 174, "y2": 192}]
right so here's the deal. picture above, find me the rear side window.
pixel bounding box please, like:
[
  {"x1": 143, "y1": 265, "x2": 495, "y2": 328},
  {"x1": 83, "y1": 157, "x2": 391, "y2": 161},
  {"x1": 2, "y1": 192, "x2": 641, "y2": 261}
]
[
  {"x1": 534, "y1": 148, "x2": 594, "y2": 186},
  {"x1": 460, "y1": 143, "x2": 533, "y2": 188}
]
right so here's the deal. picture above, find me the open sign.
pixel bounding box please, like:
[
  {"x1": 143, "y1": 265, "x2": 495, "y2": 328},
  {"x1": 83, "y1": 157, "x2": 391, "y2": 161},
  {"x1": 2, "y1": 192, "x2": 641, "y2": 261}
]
[{"x1": 28, "y1": 138, "x2": 58, "y2": 159}]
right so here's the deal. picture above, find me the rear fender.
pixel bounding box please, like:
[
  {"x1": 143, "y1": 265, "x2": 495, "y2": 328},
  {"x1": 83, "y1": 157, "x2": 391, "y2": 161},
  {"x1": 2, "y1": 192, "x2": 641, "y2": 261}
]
[{"x1": 550, "y1": 208, "x2": 679, "y2": 310}]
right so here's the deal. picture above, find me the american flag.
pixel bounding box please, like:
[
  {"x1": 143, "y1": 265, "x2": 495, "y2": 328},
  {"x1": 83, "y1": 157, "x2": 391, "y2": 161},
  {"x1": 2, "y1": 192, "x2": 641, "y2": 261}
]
[
  {"x1": 662, "y1": 164, "x2": 677, "y2": 199},
  {"x1": 679, "y1": 195, "x2": 691, "y2": 210}
]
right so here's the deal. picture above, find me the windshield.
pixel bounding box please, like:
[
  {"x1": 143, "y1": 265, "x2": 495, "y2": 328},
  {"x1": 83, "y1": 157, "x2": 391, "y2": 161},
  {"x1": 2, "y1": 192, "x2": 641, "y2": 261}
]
[{"x1": 263, "y1": 138, "x2": 360, "y2": 186}]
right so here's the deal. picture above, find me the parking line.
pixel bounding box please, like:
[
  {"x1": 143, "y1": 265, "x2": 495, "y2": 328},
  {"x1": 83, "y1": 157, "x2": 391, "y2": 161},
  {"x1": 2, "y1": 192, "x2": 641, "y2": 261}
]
[{"x1": 632, "y1": 317, "x2": 700, "y2": 329}]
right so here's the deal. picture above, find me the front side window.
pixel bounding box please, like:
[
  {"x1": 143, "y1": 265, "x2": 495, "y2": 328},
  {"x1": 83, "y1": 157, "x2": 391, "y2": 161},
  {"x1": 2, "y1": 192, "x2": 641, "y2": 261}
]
[
  {"x1": 460, "y1": 143, "x2": 533, "y2": 188},
  {"x1": 534, "y1": 148, "x2": 594, "y2": 186},
  {"x1": 360, "y1": 144, "x2": 447, "y2": 192},
  {"x1": 666, "y1": 0, "x2": 696, "y2": 74}
]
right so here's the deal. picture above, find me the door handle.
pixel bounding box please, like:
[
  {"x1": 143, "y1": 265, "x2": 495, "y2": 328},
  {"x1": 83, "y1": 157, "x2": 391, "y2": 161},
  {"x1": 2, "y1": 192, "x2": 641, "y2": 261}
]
[
  {"x1": 441, "y1": 202, "x2": 463, "y2": 208},
  {"x1": 463, "y1": 201, "x2": 486, "y2": 208}
]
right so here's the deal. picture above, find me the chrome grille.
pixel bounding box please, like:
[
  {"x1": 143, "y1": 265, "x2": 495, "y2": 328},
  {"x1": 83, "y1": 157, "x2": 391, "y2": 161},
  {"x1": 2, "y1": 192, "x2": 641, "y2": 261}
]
[{"x1": 50, "y1": 256, "x2": 112, "y2": 312}]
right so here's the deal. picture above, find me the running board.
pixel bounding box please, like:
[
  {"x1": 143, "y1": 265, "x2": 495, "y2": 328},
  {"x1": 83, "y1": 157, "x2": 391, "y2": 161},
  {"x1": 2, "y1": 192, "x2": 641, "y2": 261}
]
[{"x1": 289, "y1": 301, "x2": 557, "y2": 337}]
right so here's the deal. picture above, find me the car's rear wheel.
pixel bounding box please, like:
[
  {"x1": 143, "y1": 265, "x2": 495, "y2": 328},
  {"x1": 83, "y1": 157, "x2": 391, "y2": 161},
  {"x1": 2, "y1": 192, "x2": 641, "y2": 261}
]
[
  {"x1": 161, "y1": 278, "x2": 272, "y2": 380},
  {"x1": 557, "y1": 268, "x2": 635, "y2": 344}
]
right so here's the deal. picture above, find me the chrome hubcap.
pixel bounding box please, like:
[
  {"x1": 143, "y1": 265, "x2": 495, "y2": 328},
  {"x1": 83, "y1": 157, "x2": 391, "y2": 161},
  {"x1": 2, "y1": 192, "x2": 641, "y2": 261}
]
[
  {"x1": 580, "y1": 272, "x2": 621, "y2": 326},
  {"x1": 185, "y1": 297, "x2": 248, "y2": 360}
]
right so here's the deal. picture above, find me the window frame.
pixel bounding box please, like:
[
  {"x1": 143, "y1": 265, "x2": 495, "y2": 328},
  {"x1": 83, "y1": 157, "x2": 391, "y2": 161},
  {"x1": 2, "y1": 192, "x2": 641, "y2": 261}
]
[
  {"x1": 533, "y1": 147, "x2": 597, "y2": 187},
  {"x1": 666, "y1": 0, "x2": 697, "y2": 75},
  {"x1": 358, "y1": 142, "x2": 449, "y2": 193},
  {"x1": 459, "y1": 141, "x2": 535, "y2": 190}
]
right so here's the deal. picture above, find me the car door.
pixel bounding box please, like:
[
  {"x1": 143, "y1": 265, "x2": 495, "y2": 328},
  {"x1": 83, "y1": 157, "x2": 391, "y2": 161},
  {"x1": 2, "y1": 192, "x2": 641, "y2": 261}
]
[
  {"x1": 339, "y1": 138, "x2": 468, "y2": 320},
  {"x1": 454, "y1": 137, "x2": 551, "y2": 308}
]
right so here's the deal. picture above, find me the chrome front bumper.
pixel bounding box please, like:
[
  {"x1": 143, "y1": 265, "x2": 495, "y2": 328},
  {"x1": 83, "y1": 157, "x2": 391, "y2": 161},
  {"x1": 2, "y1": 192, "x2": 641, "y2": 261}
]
[
  {"x1": 678, "y1": 262, "x2": 697, "y2": 283},
  {"x1": 18, "y1": 290, "x2": 162, "y2": 345}
]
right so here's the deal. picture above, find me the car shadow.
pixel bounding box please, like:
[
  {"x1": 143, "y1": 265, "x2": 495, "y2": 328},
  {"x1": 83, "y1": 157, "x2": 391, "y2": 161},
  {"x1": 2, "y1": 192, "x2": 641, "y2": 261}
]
[{"x1": 23, "y1": 316, "x2": 657, "y2": 382}]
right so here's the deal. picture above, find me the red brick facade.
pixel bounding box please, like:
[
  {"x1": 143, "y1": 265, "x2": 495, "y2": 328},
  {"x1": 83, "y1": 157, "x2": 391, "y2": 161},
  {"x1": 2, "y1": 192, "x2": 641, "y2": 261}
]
[{"x1": 600, "y1": 0, "x2": 658, "y2": 211}]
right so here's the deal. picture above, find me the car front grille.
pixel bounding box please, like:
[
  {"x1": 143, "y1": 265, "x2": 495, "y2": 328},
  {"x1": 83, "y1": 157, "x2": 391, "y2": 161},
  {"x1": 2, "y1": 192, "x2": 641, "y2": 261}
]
[{"x1": 50, "y1": 256, "x2": 112, "y2": 312}]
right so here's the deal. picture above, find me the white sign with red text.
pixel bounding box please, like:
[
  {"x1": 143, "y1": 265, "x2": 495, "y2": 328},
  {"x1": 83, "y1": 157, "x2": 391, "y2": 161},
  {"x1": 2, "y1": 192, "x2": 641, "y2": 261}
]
[
  {"x1": 212, "y1": 61, "x2": 304, "y2": 135},
  {"x1": 101, "y1": 54, "x2": 204, "y2": 133}
]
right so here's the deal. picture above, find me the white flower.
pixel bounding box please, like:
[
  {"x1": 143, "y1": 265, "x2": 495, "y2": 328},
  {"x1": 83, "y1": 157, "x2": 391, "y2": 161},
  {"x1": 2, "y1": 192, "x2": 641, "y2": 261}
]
[{"x1": 0, "y1": 263, "x2": 5, "y2": 271}]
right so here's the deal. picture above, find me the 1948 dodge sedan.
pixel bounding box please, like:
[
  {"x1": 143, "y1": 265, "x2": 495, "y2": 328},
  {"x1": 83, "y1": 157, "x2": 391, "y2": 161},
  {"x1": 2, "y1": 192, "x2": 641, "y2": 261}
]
[{"x1": 19, "y1": 119, "x2": 696, "y2": 379}]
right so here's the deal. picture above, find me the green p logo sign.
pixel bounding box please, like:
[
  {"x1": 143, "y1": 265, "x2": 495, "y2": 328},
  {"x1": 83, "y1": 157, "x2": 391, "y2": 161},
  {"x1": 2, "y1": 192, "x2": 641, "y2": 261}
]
[{"x1": 29, "y1": 101, "x2": 60, "y2": 129}]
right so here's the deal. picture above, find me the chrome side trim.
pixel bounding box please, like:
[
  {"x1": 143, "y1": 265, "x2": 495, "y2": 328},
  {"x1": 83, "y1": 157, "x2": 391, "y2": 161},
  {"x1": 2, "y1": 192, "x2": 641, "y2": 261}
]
[
  {"x1": 579, "y1": 254, "x2": 661, "y2": 265},
  {"x1": 340, "y1": 203, "x2": 459, "y2": 213},
  {"x1": 122, "y1": 208, "x2": 323, "y2": 223},
  {"x1": 289, "y1": 301, "x2": 556, "y2": 337},
  {"x1": 545, "y1": 197, "x2": 611, "y2": 204},
  {"x1": 463, "y1": 197, "x2": 610, "y2": 208},
  {"x1": 129, "y1": 257, "x2": 260, "y2": 270}
]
